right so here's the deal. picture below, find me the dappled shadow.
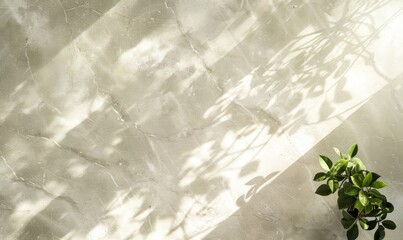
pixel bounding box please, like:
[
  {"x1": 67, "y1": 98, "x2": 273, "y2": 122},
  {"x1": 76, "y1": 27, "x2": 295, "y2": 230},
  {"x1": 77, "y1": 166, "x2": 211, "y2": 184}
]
[
  {"x1": 204, "y1": 75, "x2": 403, "y2": 240},
  {"x1": 1, "y1": 0, "x2": 403, "y2": 239},
  {"x1": 0, "y1": 0, "x2": 120, "y2": 71}
]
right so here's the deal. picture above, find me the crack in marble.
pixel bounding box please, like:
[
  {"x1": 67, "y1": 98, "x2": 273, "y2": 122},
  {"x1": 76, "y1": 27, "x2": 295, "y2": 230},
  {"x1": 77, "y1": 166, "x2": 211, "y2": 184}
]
[
  {"x1": 131, "y1": 119, "x2": 227, "y2": 142},
  {"x1": 65, "y1": 2, "x2": 102, "y2": 16},
  {"x1": 2, "y1": 1, "x2": 403, "y2": 239},
  {"x1": 102, "y1": 91, "x2": 131, "y2": 123},
  {"x1": 56, "y1": 0, "x2": 69, "y2": 24},
  {"x1": 56, "y1": 0, "x2": 78, "y2": 95},
  {"x1": 64, "y1": 3, "x2": 87, "y2": 12},
  {"x1": 24, "y1": 37, "x2": 37, "y2": 89},
  {"x1": 232, "y1": 100, "x2": 281, "y2": 126},
  {"x1": 16, "y1": 130, "x2": 120, "y2": 188},
  {"x1": 24, "y1": 37, "x2": 63, "y2": 115},
  {"x1": 1, "y1": 150, "x2": 20, "y2": 180},
  {"x1": 1, "y1": 150, "x2": 81, "y2": 213},
  {"x1": 1, "y1": 126, "x2": 110, "y2": 168},
  {"x1": 87, "y1": 65, "x2": 131, "y2": 123},
  {"x1": 163, "y1": 1, "x2": 224, "y2": 93},
  {"x1": 13, "y1": 178, "x2": 80, "y2": 210},
  {"x1": 133, "y1": 122, "x2": 193, "y2": 141},
  {"x1": 253, "y1": 212, "x2": 280, "y2": 223},
  {"x1": 164, "y1": 0, "x2": 212, "y2": 74}
]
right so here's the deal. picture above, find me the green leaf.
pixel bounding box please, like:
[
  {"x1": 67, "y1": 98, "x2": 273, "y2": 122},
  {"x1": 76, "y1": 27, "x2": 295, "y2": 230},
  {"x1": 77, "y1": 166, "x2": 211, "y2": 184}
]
[
  {"x1": 342, "y1": 210, "x2": 355, "y2": 220},
  {"x1": 313, "y1": 172, "x2": 327, "y2": 181},
  {"x1": 345, "y1": 186, "x2": 360, "y2": 196},
  {"x1": 359, "y1": 190, "x2": 369, "y2": 206},
  {"x1": 334, "y1": 159, "x2": 348, "y2": 174},
  {"x1": 371, "y1": 181, "x2": 387, "y2": 189},
  {"x1": 374, "y1": 226, "x2": 385, "y2": 240},
  {"x1": 359, "y1": 219, "x2": 369, "y2": 230},
  {"x1": 335, "y1": 175, "x2": 345, "y2": 181},
  {"x1": 319, "y1": 155, "x2": 332, "y2": 171},
  {"x1": 328, "y1": 179, "x2": 334, "y2": 192},
  {"x1": 369, "y1": 198, "x2": 383, "y2": 206},
  {"x1": 347, "y1": 223, "x2": 359, "y2": 240},
  {"x1": 365, "y1": 203, "x2": 373, "y2": 214},
  {"x1": 328, "y1": 179, "x2": 339, "y2": 193},
  {"x1": 385, "y1": 202, "x2": 394, "y2": 213},
  {"x1": 363, "y1": 172, "x2": 373, "y2": 187},
  {"x1": 341, "y1": 218, "x2": 356, "y2": 230},
  {"x1": 338, "y1": 190, "x2": 356, "y2": 209},
  {"x1": 369, "y1": 189, "x2": 386, "y2": 201},
  {"x1": 333, "y1": 147, "x2": 341, "y2": 157},
  {"x1": 367, "y1": 220, "x2": 377, "y2": 230},
  {"x1": 354, "y1": 199, "x2": 364, "y2": 212},
  {"x1": 349, "y1": 144, "x2": 358, "y2": 158},
  {"x1": 382, "y1": 220, "x2": 396, "y2": 230},
  {"x1": 367, "y1": 209, "x2": 382, "y2": 217},
  {"x1": 371, "y1": 172, "x2": 381, "y2": 184},
  {"x1": 351, "y1": 174, "x2": 363, "y2": 187},
  {"x1": 315, "y1": 184, "x2": 332, "y2": 196},
  {"x1": 343, "y1": 181, "x2": 353, "y2": 188},
  {"x1": 352, "y1": 157, "x2": 366, "y2": 172}
]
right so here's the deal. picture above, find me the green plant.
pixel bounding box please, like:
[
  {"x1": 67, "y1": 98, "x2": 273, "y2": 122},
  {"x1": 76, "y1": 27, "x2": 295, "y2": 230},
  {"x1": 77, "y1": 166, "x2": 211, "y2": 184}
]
[{"x1": 313, "y1": 144, "x2": 396, "y2": 240}]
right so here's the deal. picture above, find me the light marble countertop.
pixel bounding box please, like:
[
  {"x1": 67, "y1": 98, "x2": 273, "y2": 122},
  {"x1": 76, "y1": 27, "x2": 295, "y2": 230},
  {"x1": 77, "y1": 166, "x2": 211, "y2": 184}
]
[{"x1": 1, "y1": 0, "x2": 402, "y2": 239}]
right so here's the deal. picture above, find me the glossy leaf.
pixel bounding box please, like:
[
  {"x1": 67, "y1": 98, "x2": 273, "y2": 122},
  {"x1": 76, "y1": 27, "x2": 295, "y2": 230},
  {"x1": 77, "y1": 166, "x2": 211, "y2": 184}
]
[
  {"x1": 382, "y1": 220, "x2": 396, "y2": 230},
  {"x1": 369, "y1": 198, "x2": 383, "y2": 206},
  {"x1": 345, "y1": 186, "x2": 360, "y2": 196},
  {"x1": 343, "y1": 181, "x2": 353, "y2": 188},
  {"x1": 352, "y1": 157, "x2": 366, "y2": 172},
  {"x1": 338, "y1": 190, "x2": 356, "y2": 209},
  {"x1": 334, "y1": 160, "x2": 348, "y2": 174},
  {"x1": 359, "y1": 219, "x2": 369, "y2": 230},
  {"x1": 341, "y1": 218, "x2": 356, "y2": 230},
  {"x1": 313, "y1": 172, "x2": 327, "y2": 181},
  {"x1": 342, "y1": 210, "x2": 355, "y2": 220},
  {"x1": 367, "y1": 220, "x2": 377, "y2": 230},
  {"x1": 315, "y1": 184, "x2": 332, "y2": 196},
  {"x1": 370, "y1": 172, "x2": 381, "y2": 184},
  {"x1": 365, "y1": 203, "x2": 373, "y2": 214},
  {"x1": 334, "y1": 180, "x2": 340, "y2": 193},
  {"x1": 359, "y1": 190, "x2": 369, "y2": 206},
  {"x1": 367, "y1": 209, "x2": 382, "y2": 217},
  {"x1": 349, "y1": 144, "x2": 358, "y2": 158},
  {"x1": 351, "y1": 174, "x2": 363, "y2": 187},
  {"x1": 319, "y1": 155, "x2": 332, "y2": 171},
  {"x1": 374, "y1": 226, "x2": 385, "y2": 240},
  {"x1": 354, "y1": 199, "x2": 364, "y2": 212},
  {"x1": 333, "y1": 147, "x2": 341, "y2": 157},
  {"x1": 385, "y1": 202, "x2": 394, "y2": 213},
  {"x1": 362, "y1": 172, "x2": 373, "y2": 187},
  {"x1": 369, "y1": 189, "x2": 386, "y2": 201},
  {"x1": 347, "y1": 223, "x2": 359, "y2": 240},
  {"x1": 328, "y1": 179, "x2": 339, "y2": 193},
  {"x1": 313, "y1": 146, "x2": 395, "y2": 240},
  {"x1": 371, "y1": 181, "x2": 387, "y2": 189}
]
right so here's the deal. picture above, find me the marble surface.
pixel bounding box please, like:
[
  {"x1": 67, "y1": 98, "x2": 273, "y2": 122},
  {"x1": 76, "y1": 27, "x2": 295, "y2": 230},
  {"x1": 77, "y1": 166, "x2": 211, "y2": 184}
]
[{"x1": 1, "y1": 0, "x2": 403, "y2": 239}]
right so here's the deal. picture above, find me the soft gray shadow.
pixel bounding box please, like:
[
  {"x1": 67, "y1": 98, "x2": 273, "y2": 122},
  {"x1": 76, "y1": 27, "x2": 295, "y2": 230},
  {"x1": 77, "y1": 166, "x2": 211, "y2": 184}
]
[
  {"x1": 0, "y1": 0, "x2": 401, "y2": 239},
  {"x1": 204, "y1": 76, "x2": 403, "y2": 240}
]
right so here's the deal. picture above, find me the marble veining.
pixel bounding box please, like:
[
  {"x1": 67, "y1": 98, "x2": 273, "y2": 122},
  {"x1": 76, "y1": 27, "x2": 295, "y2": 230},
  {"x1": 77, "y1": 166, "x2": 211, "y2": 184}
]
[{"x1": 1, "y1": 0, "x2": 403, "y2": 239}]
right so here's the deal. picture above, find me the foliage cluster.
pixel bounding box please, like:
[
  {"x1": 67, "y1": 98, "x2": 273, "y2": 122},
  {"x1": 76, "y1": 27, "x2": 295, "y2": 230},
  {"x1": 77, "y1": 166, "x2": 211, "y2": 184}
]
[{"x1": 314, "y1": 144, "x2": 396, "y2": 240}]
